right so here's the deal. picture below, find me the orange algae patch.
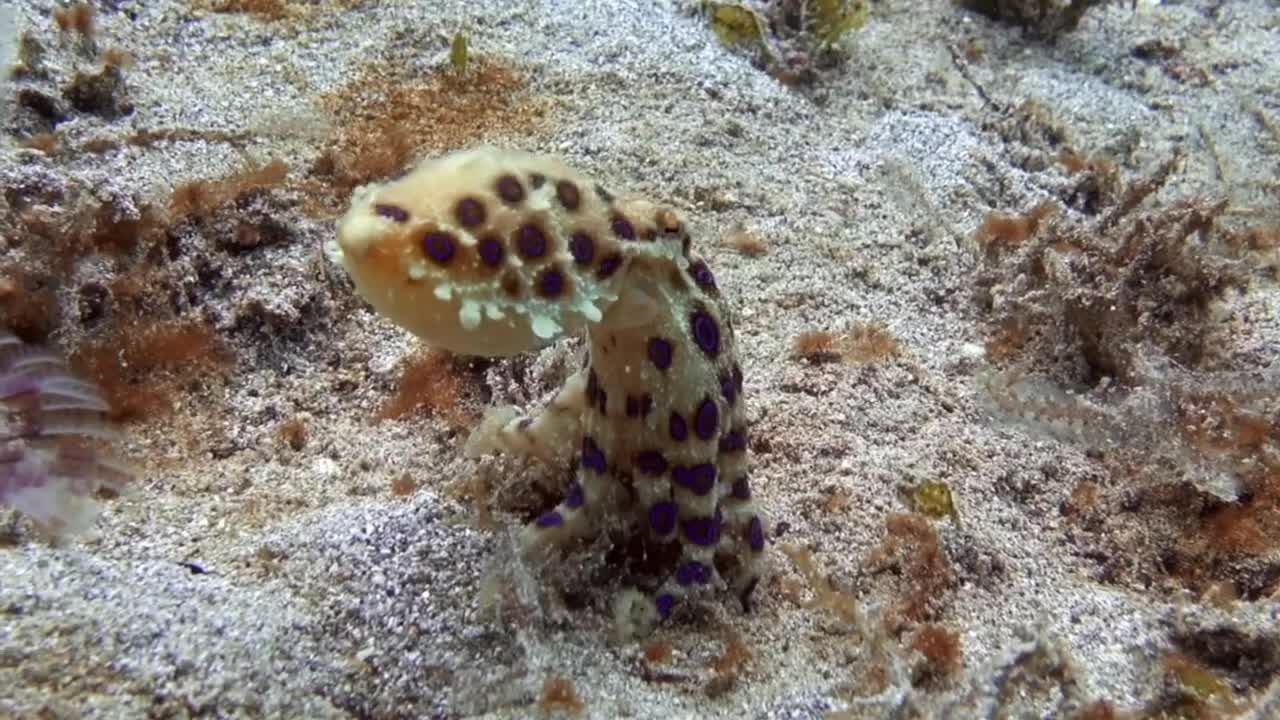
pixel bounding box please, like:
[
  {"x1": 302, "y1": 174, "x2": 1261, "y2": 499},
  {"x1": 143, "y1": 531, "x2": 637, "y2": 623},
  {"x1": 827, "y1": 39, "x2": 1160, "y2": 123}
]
[
  {"x1": 310, "y1": 59, "x2": 548, "y2": 213},
  {"x1": 70, "y1": 319, "x2": 229, "y2": 422},
  {"x1": 377, "y1": 349, "x2": 474, "y2": 429},
  {"x1": 538, "y1": 675, "x2": 584, "y2": 716}
]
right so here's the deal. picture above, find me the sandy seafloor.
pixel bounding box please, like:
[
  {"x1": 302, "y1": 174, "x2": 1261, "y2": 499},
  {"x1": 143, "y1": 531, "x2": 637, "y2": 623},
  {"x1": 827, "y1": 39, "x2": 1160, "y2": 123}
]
[{"x1": 1, "y1": 0, "x2": 1279, "y2": 718}]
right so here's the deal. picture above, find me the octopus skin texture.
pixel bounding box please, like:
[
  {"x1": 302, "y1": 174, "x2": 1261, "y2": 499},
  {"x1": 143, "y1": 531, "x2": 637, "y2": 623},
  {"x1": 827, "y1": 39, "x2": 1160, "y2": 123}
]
[{"x1": 329, "y1": 147, "x2": 766, "y2": 637}]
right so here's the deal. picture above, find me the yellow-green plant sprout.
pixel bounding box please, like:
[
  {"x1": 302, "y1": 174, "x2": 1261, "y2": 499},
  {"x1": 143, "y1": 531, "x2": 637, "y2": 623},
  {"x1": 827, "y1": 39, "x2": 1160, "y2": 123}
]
[
  {"x1": 704, "y1": 2, "x2": 767, "y2": 47},
  {"x1": 449, "y1": 31, "x2": 468, "y2": 74},
  {"x1": 910, "y1": 481, "x2": 960, "y2": 525},
  {"x1": 809, "y1": 0, "x2": 868, "y2": 46}
]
